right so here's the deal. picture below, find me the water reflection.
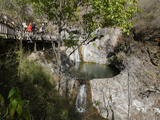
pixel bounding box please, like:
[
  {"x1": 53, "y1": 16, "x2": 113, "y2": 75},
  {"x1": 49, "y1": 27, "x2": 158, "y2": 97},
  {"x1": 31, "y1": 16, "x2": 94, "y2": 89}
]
[{"x1": 68, "y1": 62, "x2": 120, "y2": 79}]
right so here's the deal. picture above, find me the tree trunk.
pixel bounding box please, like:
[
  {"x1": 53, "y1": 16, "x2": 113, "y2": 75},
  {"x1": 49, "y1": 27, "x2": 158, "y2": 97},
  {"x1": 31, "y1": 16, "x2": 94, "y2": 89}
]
[
  {"x1": 57, "y1": 29, "x2": 61, "y2": 93},
  {"x1": 57, "y1": 0, "x2": 62, "y2": 93},
  {"x1": 19, "y1": 29, "x2": 22, "y2": 81}
]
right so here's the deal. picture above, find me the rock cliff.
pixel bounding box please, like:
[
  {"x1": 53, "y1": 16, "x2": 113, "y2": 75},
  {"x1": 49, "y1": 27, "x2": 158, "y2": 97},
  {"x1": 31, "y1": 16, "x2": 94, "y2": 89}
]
[
  {"x1": 28, "y1": 26, "x2": 160, "y2": 120},
  {"x1": 90, "y1": 32, "x2": 160, "y2": 119}
]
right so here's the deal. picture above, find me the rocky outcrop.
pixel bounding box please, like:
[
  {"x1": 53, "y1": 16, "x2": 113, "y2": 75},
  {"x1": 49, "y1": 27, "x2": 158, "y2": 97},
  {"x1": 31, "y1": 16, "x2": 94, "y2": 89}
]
[
  {"x1": 29, "y1": 50, "x2": 73, "y2": 73},
  {"x1": 89, "y1": 32, "x2": 160, "y2": 119},
  {"x1": 28, "y1": 26, "x2": 160, "y2": 120},
  {"x1": 28, "y1": 49, "x2": 77, "y2": 96},
  {"x1": 62, "y1": 27, "x2": 122, "y2": 64},
  {"x1": 90, "y1": 56, "x2": 160, "y2": 120}
]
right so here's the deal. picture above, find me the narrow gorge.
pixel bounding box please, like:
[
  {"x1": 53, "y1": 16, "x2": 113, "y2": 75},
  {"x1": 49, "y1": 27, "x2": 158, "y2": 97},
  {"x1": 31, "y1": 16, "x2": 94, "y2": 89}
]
[{"x1": 28, "y1": 26, "x2": 160, "y2": 120}]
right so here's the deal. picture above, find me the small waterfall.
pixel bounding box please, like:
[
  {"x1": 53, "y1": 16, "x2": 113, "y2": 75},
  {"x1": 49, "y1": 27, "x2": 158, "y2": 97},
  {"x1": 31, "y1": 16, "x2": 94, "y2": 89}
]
[
  {"x1": 75, "y1": 84, "x2": 86, "y2": 113},
  {"x1": 75, "y1": 47, "x2": 81, "y2": 62}
]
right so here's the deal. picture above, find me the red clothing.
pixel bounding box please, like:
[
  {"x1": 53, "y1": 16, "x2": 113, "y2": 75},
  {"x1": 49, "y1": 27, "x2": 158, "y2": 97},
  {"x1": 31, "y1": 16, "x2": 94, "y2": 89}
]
[{"x1": 28, "y1": 24, "x2": 32, "y2": 32}]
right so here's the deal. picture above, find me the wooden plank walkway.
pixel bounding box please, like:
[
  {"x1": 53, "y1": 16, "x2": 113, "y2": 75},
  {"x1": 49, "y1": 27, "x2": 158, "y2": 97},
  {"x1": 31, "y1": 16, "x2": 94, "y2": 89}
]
[
  {"x1": 0, "y1": 21, "x2": 58, "y2": 42},
  {"x1": 0, "y1": 21, "x2": 59, "y2": 51},
  {"x1": 0, "y1": 21, "x2": 108, "y2": 51}
]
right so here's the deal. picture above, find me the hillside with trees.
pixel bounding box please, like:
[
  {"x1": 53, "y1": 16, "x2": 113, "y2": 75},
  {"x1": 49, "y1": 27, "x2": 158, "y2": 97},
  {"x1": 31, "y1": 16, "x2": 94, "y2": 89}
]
[{"x1": 0, "y1": 0, "x2": 160, "y2": 120}]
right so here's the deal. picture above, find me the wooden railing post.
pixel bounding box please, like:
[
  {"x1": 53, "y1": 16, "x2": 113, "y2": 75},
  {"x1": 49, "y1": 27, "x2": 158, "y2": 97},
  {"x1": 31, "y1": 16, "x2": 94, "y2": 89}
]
[
  {"x1": 34, "y1": 40, "x2": 37, "y2": 52},
  {"x1": 0, "y1": 19, "x2": 17, "y2": 39},
  {"x1": 4, "y1": 21, "x2": 8, "y2": 39},
  {"x1": 43, "y1": 40, "x2": 45, "y2": 50},
  {"x1": 14, "y1": 28, "x2": 16, "y2": 39}
]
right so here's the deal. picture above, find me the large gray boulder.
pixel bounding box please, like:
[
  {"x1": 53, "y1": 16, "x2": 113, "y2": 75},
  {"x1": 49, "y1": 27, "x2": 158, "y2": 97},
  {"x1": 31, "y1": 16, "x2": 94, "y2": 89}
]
[
  {"x1": 28, "y1": 50, "x2": 75, "y2": 96},
  {"x1": 61, "y1": 30, "x2": 70, "y2": 40},
  {"x1": 61, "y1": 27, "x2": 121, "y2": 64},
  {"x1": 90, "y1": 56, "x2": 160, "y2": 120},
  {"x1": 81, "y1": 27, "x2": 121, "y2": 64}
]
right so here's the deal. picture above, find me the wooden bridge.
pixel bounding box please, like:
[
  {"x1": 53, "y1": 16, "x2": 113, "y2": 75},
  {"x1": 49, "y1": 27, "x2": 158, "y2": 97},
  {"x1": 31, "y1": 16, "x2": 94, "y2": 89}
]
[
  {"x1": 0, "y1": 20, "x2": 108, "y2": 51},
  {"x1": 0, "y1": 21, "x2": 59, "y2": 51}
]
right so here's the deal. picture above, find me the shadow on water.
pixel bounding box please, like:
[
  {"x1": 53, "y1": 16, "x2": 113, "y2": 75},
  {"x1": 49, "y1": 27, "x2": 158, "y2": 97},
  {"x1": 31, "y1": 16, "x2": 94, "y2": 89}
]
[{"x1": 68, "y1": 62, "x2": 120, "y2": 80}]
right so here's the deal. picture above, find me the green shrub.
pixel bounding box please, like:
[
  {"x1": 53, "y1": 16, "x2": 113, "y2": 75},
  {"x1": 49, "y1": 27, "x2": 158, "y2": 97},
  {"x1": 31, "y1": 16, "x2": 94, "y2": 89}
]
[
  {"x1": 0, "y1": 87, "x2": 32, "y2": 120},
  {"x1": 21, "y1": 60, "x2": 53, "y2": 89}
]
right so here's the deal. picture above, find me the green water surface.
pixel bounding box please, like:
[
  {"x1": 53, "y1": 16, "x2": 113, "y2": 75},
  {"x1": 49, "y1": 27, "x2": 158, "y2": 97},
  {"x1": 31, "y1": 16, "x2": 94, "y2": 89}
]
[{"x1": 68, "y1": 62, "x2": 120, "y2": 79}]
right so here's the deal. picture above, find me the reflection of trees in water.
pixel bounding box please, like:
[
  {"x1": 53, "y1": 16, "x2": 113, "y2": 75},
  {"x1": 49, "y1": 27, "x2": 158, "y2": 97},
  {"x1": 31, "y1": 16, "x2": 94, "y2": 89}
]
[{"x1": 69, "y1": 63, "x2": 120, "y2": 79}]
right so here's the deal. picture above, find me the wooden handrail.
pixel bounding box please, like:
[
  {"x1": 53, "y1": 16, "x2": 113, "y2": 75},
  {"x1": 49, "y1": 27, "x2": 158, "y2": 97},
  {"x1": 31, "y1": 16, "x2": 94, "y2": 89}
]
[
  {"x1": 0, "y1": 21, "x2": 15, "y2": 29},
  {"x1": 0, "y1": 22, "x2": 15, "y2": 35}
]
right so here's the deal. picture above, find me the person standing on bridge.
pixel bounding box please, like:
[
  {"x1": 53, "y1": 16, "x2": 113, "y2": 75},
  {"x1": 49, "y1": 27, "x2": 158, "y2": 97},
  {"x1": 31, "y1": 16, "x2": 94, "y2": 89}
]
[
  {"x1": 40, "y1": 23, "x2": 45, "y2": 34},
  {"x1": 31, "y1": 21, "x2": 36, "y2": 34},
  {"x1": 27, "y1": 23, "x2": 32, "y2": 32},
  {"x1": 40, "y1": 23, "x2": 45, "y2": 40},
  {"x1": 22, "y1": 22, "x2": 27, "y2": 31}
]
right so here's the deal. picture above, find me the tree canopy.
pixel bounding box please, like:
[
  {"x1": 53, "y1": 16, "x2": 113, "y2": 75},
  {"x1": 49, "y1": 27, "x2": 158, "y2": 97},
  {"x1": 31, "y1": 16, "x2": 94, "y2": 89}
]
[
  {"x1": 88, "y1": 0, "x2": 141, "y2": 34},
  {"x1": 28, "y1": 0, "x2": 141, "y2": 90},
  {"x1": 30, "y1": 0, "x2": 82, "y2": 29},
  {"x1": 29, "y1": 0, "x2": 141, "y2": 34}
]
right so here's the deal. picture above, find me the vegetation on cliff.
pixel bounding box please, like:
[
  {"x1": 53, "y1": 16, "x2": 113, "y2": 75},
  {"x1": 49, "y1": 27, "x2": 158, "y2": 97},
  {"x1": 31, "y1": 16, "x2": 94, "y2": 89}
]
[
  {"x1": 0, "y1": 45, "x2": 73, "y2": 119},
  {"x1": 0, "y1": 0, "x2": 160, "y2": 119}
]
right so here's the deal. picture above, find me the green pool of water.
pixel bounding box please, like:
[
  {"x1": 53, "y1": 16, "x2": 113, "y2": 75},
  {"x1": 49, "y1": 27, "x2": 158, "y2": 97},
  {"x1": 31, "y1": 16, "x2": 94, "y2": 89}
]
[{"x1": 68, "y1": 62, "x2": 120, "y2": 79}]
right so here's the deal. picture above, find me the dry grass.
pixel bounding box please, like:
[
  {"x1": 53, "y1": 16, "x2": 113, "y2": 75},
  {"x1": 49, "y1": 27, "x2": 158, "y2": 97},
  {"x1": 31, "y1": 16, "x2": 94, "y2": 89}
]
[{"x1": 133, "y1": 0, "x2": 160, "y2": 33}]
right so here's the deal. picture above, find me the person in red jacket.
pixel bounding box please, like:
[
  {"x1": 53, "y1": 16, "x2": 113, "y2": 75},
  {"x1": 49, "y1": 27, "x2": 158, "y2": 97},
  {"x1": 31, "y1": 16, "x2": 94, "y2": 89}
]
[{"x1": 28, "y1": 23, "x2": 32, "y2": 32}]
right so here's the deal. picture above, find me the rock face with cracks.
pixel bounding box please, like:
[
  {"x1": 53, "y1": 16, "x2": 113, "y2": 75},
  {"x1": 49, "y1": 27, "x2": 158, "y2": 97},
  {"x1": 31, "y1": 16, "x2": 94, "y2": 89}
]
[
  {"x1": 29, "y1": 26, "x2": 160, "y2": 120},
  {"x1": 61, "y1": 26, "x2": 160, "y2": 119},
  {"x1": 90, "y1": 56, "x2": 160, "y2": 120},
  {"x1": 62, "y1": 27, "x2": 121, "y2": 64},
  {"x1": 28, "y1": 50, "x2": 76, "y2": 96}
]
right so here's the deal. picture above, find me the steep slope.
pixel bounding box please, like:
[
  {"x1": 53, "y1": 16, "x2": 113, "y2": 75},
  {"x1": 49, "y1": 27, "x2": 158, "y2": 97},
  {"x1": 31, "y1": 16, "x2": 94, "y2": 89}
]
[{"x1": 133, "y1": 0, "x2": 160, "y2": 42}]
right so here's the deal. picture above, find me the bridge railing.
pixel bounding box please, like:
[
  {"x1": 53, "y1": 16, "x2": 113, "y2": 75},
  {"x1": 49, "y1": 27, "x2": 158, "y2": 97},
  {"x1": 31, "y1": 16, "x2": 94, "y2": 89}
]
[
  {"x1": 0, "y1": 22, "x2": 108, "y2": 42},
  {"x1": 20, "y1": 31, "x2": 55, "y2": 41},
  {"x1": 0, "y1": 22, "x2": 15, "y2": 36}
]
